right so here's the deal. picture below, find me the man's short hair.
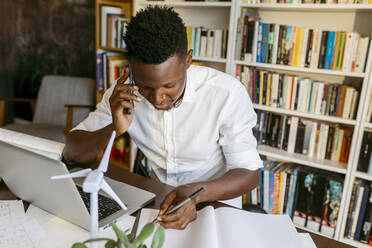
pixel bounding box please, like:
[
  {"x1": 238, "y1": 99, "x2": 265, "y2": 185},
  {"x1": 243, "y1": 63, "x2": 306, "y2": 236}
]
[{"x1": 124, "y1": 6, "x2": 188, "y2": 64}]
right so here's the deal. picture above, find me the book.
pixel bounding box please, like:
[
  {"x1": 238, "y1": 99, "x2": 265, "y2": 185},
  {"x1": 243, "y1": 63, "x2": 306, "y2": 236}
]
[
  {"x1": 350, "y1": 185, "x2": 365, "y2": 239},
  {"x1": 358, "y1": 132, "x2": 372, "y2": 173},
  {"x1": 199, "y1": 28, "x2": 208, "y2": 57},
  {"x1": 320, "y1": 177, "x2": 343, "y2": 237},
  {"x1": 0, "y1": 128, "x2": 64, "y2": 161},
  {"x1": 347, "y1": 180, "x2": 363, "y2": 238},
  {"x1": 307, "y1": 174, "x2": 327, "y2": 232},
  {"x1": 360, "y1": 184, "x2": 372, "y2": 243},
  {"x1": 100, "y1": 5, "x2": 124, "y2": 47},
  {"x1": 137, "y1": 206, "x2": 305, "y2": 248},
  {"x1": 354, "y1": 185, "x2": 370, "y2": 241}
]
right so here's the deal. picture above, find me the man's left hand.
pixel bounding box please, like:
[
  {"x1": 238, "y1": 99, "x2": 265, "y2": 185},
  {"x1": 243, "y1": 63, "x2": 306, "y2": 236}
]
[{"x1": 157, "y1": 185, "x2": 199, "y2": 230}]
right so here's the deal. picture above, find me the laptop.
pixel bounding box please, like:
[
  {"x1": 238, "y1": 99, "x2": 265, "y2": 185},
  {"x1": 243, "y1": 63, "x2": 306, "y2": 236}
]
[{"x1": 0, "y1": 140, "x2": 156, "y2": 231}]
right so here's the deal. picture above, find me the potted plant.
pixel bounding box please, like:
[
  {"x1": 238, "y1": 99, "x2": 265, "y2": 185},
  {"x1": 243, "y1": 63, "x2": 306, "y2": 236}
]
[{"x1": 72, "y1": 222, "x2": 165, "y2": 248}]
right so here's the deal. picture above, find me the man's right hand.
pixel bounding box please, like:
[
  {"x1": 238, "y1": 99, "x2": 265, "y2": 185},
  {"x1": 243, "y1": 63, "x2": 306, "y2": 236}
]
[{"x1": 109, "y1": 69, "x2": 142, "y2": 136}]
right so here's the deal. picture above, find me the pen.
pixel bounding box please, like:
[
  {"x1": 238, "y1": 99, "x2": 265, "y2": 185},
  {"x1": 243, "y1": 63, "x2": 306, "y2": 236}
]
[
  {"x1": 153, "y1": 187, "x2": 206, "y2": 224},
  {"x1": 126, "y1": 64, "x2": 134, "y2": 115}
]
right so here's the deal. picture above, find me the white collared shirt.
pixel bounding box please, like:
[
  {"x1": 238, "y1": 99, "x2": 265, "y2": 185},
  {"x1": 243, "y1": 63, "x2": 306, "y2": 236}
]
[{"x1": 73, "y1": 65, "x2": 262, "y2": 189}]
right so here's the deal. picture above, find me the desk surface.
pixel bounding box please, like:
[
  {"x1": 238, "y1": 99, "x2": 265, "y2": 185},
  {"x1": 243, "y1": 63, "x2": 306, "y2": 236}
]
[{"x1": 0, "y1": 165, "x2": 353, "y2": 248}]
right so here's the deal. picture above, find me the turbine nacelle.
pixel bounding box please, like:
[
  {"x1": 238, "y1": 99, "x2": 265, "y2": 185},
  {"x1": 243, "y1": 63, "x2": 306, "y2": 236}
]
[{"x1": 83, "y1": 170, "x2": 104, "y2": 193}]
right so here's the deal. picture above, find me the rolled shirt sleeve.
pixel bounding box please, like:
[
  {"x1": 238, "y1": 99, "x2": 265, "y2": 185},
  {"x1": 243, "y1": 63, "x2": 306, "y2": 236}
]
[{"x1": 218, "y1": 83, "x2": 263, "y2": 171}]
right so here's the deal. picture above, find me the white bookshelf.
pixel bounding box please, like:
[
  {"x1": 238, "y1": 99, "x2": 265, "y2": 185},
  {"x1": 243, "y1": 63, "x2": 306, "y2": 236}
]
[
  {"x1": 133, "y1": 0, "x2": 372, "y2": 245},
  {"x1": 340, "y1": 237, "x2": 371, "y2": 248},
  {"x1": 253, "y1": 104, "x2": 357, "y2": 125},
  {"x1": 296, "y1": 225, "x2": 335, "y2": 239},
  {"x1": 354, "y1": 171, "x2": 372, "y2": 182},
  {"x1": 235, "y1": 60, "x2": 366, "y2": 77},
  {"x1": 365, "y1": 122, "x2": 372, "y2": 130},
  {"x1": 231, "y1": 0, "x2": 372, "y2": 245}
]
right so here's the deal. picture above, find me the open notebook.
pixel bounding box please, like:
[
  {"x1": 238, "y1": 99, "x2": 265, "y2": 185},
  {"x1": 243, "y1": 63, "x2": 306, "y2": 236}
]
[
  {"x1": 137, "y1": 206, "x2": 305, "y2": 248},
  {"x1": 0, "y1": 128, "x2": 64, "y2": 161}
]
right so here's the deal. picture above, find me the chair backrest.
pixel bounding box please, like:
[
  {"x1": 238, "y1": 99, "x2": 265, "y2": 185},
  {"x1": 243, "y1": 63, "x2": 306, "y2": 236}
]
[{"x1": 32, "y1": 75, "x2": 95, "y2": 128}]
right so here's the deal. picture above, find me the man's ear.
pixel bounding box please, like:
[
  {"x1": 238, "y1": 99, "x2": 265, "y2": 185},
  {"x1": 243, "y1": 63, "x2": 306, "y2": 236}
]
[{"x1": 185, "y1": 50, "x2": 193, "y2": 69}]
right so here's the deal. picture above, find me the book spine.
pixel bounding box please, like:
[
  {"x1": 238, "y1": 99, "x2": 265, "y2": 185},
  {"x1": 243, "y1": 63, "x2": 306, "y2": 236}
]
[
  {"x1": 360, "y1": 184, "x2": 372, "y2": 243},
  {"x1": 355, "y1": 186, "x2": 370, "y2": 241},
  {"x1": 257, "y1": 22, "x2": 263, "y2": 63},
  {"x1": 96, "y1": 52, "x2": 104, "y2": 91},
  {"x1": 318, "y1": 31, "x2": 329, "y2": 69},
  {"x1": 324, "y1": 31, "x2": 335, "y2": 69}
]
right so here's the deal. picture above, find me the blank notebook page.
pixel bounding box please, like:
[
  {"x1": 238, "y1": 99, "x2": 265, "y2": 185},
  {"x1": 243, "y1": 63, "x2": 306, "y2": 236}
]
[
  {"x1": 215, "y1": 207, "x2": 303, "y2": 248},
  {"x1": 138, "y1": 206, "x2": 304, "y2": 248}
]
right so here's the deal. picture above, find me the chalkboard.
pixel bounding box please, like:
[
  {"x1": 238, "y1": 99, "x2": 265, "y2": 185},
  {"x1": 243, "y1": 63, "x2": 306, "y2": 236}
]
[{"x1": 0, "y1": 0, "x2": 95, "y2": 121}]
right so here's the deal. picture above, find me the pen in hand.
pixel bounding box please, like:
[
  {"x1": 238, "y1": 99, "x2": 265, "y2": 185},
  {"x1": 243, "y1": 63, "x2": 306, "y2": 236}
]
[{"x1": 153, "y1": 187, "x2": 206, "y2": 224}]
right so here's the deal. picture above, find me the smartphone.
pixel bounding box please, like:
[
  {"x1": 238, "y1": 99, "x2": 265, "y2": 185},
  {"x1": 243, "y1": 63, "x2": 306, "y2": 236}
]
[{"x1": 127, "y1": 65, "x2": 134, "y2": 115}]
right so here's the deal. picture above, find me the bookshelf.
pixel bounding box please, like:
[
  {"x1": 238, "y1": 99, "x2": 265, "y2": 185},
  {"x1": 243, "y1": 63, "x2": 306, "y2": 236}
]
[
  {"x1": 230, "y1": 0, "x2": 372, "y2": 244},
  {"x1": 95, "y1": 0, "x2": 133, "y2": 171}
]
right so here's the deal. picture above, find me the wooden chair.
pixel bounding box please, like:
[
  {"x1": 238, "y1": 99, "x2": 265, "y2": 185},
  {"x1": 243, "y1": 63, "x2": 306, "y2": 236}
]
[{"x1": 0, "y1": 75, "x2": 95, "y2": 143}]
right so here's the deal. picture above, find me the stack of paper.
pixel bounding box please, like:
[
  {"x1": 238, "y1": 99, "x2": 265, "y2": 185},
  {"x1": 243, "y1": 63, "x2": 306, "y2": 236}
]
[
  {"x1": 137, "y1": 206, "x2": 317, "y2": 248},
  {"x1": 26, "y1": 204, "x2": 136, "y2": 248},
  {"x1": 0, "y1": 200, "x2": 52, "y2": 248}
]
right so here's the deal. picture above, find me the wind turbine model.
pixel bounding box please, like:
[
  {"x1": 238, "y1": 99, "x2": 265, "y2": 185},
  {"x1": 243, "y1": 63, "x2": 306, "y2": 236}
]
[{"x1": 51, "y1": 131, "x2": 127, "y2": 247}]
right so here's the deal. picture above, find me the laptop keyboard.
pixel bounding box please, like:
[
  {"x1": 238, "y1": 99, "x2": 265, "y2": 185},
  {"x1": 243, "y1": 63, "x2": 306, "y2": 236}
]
[{"x1": 76, "y1": 186, "x2": 123, "y2": 221}]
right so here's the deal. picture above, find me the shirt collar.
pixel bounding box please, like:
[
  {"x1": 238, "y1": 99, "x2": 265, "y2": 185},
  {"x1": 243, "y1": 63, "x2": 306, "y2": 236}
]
[{"x1": 182, "y1": 66, "x2": 196, "y2": 103}]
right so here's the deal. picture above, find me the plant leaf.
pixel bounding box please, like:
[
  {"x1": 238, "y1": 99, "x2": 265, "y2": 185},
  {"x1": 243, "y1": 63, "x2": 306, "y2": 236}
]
[
  {"x1": 151, "y1": 226, "x2": 165, "y2": 248},
  {"x1": 112, "y1": 222, "x2": 130, "y2": 247},
  {"x1": 72, "y1": 243, "x2": 88, "y2": 248},
  {"x1": 105, "y1": 240, "x2": 117, "y2": 248},
  {"x1": 83, "y1": 238, "x2": 113, "y2": 243},
  {"x1": 133, "y1": 223, "x2": 155, "y2": 247}
]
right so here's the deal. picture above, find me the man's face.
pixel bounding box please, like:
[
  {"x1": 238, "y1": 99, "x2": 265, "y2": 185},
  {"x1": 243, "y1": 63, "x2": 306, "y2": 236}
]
[{"x1": 130, "y1": 52, "x2": 192, "y2": 110}]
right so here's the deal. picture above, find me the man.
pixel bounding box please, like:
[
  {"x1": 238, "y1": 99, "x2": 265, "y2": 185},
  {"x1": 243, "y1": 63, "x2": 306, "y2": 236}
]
[{"x1": 63, "y1": 6, "x2": 262, "y2": 230}]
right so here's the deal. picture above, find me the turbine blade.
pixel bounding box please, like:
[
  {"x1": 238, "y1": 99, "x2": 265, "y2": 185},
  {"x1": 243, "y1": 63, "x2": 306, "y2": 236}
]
[
  {"x1": 98, "y1": 131, "x2": 116, "y2": 173},
  {"x1": 101, "y1": 179, "x2": 128, "y2": 210},
  {"x1": 51, "y1": 168, "x2": 92, "y2": 180}
]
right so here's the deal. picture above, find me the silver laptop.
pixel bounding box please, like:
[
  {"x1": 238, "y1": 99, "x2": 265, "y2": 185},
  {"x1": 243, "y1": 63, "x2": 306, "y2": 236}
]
[{"x1": 0, "y1": 140, "x2": 155, "y2": 231}]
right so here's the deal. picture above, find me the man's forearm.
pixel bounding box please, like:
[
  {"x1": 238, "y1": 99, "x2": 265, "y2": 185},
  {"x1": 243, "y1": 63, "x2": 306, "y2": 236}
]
[
  {"x1": 63, "y1": 124, "x2": 115, "y2": 164},
  {"x1": 188, "y1": 168, "x2": 259, "y2": 204}
]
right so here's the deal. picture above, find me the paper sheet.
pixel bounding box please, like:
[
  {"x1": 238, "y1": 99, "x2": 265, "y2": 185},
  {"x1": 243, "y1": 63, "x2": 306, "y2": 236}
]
[
  {"x1": 0, "y1": 219, "x2": 52, "y2": 248},
  {"x1": 137, "y1": 207, "x2": 219, "y2": 248},
  {"x1": 215, "y1": 207, "x2": 304, "y2": 248},
  {"x1": 0, "y1": 128, "x2": 64, "y2": 160},
  {"x1": 26, "y1": 204, "x2": 136, "y2": 248},
  {"x1": 0, "y1": 200, "x2": 26, "y2": 227},
  {"x1": 138, "y1": 206, "x2": 306, "y2": 248}
]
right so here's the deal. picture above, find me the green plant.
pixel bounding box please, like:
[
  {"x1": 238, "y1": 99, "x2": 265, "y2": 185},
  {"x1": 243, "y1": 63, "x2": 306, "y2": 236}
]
[{"x1": 71, "y1": 222, "x2": 165, "y2": 248}]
